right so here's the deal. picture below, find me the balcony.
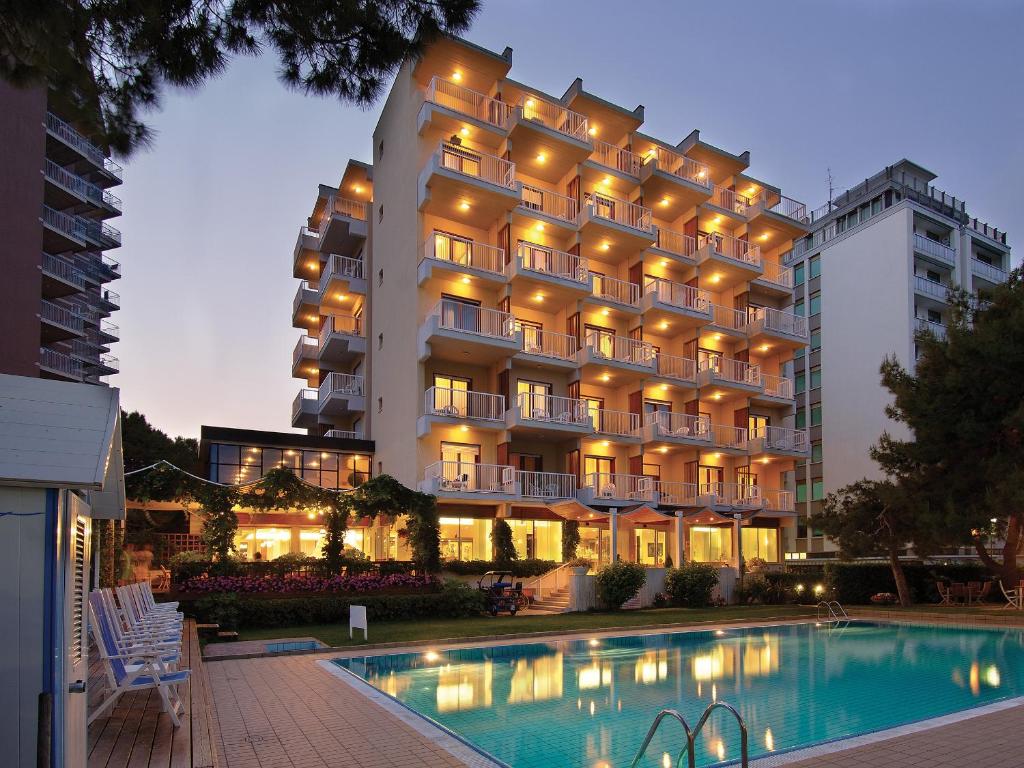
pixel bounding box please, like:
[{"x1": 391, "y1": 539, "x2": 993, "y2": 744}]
[
  {"x1": 653, "y1": 353, "x2": 697, "y2": 386},
  {"x1": 642, "y1": 412, "x2": 713, "y2": 449},
  {"x1": 44, "y1": 112, "x2": 121, "y2": 182},
  {"x1": 39, "y1": 347, "x2": 83, "y2": 382},
  {"x1": 506, "y1": 392, "x2": 593, "y2": 436},
  {"x1": 579, "y1": 330, "x2": 655, "y2": 377},
  {"x1": 590, "y1": 408, "x2": 642, "y2": 443},
  {"x1": 320, "y1": 254, "x2": 366, "y2": 307},
  {"x1": 641, "y1": 277, "x2": 712, "y2": 329},
  {"x1": 697, "y1": 357, "x2": 762, "y2": 395},
  {"x1": 419, "y1": 140, "x2": 518, "y2": 221},
  {"x1": 747, "y1": 426, "x2": 809, "y2": 457},
  {"x1": 752, "y1": 373, "x2": 795, "y2": 406},
  {"x1": 318, "y1": 373, "x2": 365, "y2": 417},
  {"x1": 293, "y1": 225, "x2": 321, "y2": 279},
  {"x1": 508, "y1": 95, "x2": 591, "y2": 182},
  {"x1": 915, "y1": 318, "x2": 948, "y2": 340},
  {"x1": 752, "y1": 261, "x2": 794, "y2": 296},
  {"x1": 291, "y1": 388, "x2": 318, "y2": 429},
  {"x1": 421, "y1": 462, "x2": 519, "y2": 500},
  {"x1": 43, "y1": 159, "x2": 121, "y2": 216},
  {"x1": 325, "y1": 428, "x2": 365, "y2": 440},
  {"x1": 653, "y1": 481, "x2": 700, "y2": 507},
  {"x1": 588, "y1": 274, "x2": 641, "y2": 314},
  {"x1": 508, "y1": 242, "x2": 590, "y2": 301},
  {"x1": 292, "y1": 335, "x2": 318, "y2": 379},
  {"x1": 80, "y1": 219, "x2": 121, "y2": 250},
  {"x1": 42, "y1": 205, "x2": 87, "y2": 251},
  {"x1": 518, "y1": 184, "x2": 579, "y2": 230},
  {"x1": 971, "y1": 258, "x2": 1008, "y2": 286},
  {"x1": 318, "y1": 314, "x2": 366, "y2": 367},
  {"x1": 419, "y1": 76, "x2": 513, "y2": 137},
  {"x1": 77, "y1": 252, "x2": 121, "y2": 285},
  {"x1": 747, "y1": 307, "x2": 809, "y2": 349},
  {"x1": 419, "y1": 387, "x2": 506, "y2": 436},
  {"x1": 706, "y1": 304, "x2": 748, "y2": 338},
  {"x1": 706, "y1": 185, "x2": 750, "y2": 219},
  {"x1": 650, "y1": 228, "x2": 697, "y2": 265},
  {"x1": 419, "y1": 299, "x2": 519, "y2": 363},
  {"x1": 698, "y1": 483, "x2": 761, "y2": 510},
  {"x1": 292, "y1": 280, "x2": 319, "y2": 328},
  {"x1": 517, "y1": 471, "x2": 577, "y2": 501},
  {"x1": 695, "y1": 233, "x2": 762, "y2": 289},
  {"x1": 579, "y1": 192, "x2": 655, "y2": 247},
  {"x1": 914, "y1": 276, "x2": 951, "y2": 307},
  {"x1": 578, "y1": 473, "x2": 655, "y2": 505},
  {"x1": 318, "y1": 195, "x2": 368, "y2": 256},
  {"x1": 40, "y1": 300, "x2": 85, "y2": 341},
  {"x1": 516, "y1": 327, "x2": 578, "y2": 370},
  {"x1": 97, "y1": 319, "x2": 119, "y2": 343},
  {"x1": 913, "y1": 233, "x2": 956, "y2": 268},
  {"x1": 41, "y1": 253, "x2": 86, "y2": 297},
  {"x1": 589, "y1": 140, "x2": 642, "y2": 179},
  {"x1": 639, "y1": 147, "x2": 712, "y2": 215},
  {"x1": 762, "y1": 489, "x2": 796, "y2": 513},
  {"x1": 419, "y1": 231, "x2": 506, "y2": 286},
  {"x1": 746, "y1": 192, "x2": 809, "y2": 238},
  {"x1": 711, "y1": 424, "x2": 749, "y2": 453},
  {"x1": 967, "y1": 219, "x2": 1008, "y2": 247}
]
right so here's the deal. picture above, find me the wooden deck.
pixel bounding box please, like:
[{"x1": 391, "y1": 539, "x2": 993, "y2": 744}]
[{"x1": 88, "y1": 619, "x2": 220, "y2": 768}]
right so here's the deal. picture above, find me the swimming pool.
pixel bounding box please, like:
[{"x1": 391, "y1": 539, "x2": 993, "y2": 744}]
[{"x1": 335, "y1": 621, "x2": 1024, "y2": 767}]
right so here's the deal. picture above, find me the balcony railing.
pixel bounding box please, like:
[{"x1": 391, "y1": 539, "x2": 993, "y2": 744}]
[
  {"x1": 914, "y1": 276, "x2": 950, "y2": 301},
  {"x1": 653, "y1": 481, "x2": 699, "y2": 506},
  {"x1": 913, "y1": 233, "x2": 956, "y2": 265},
  {"x1": 701, "y1": 232, "x2": 761, "y2": 267},
  {"x1": 520, "y1": 184, "x2": 579, "y2": 223},
  {"x1": 971, "y1": 258, "x2": 1008, "y2": 284},
  {"x1": 518, "y1": 471, "x2": 576, "y2": 500},
  {"x1": 427, "y1": 231, "x2": 505, "y2": 276},
  {"x1": 99, "y1": 319, "x2": 119, "y2": 339},
  {"x1": 584, "y1": 330, "x2": 654, "y2": 366},
  {"x1": 583, "y1": 192, "x2": 653, "y2": 233},
  {"x1": 39, "y1": 347, "x2": 83, "y2": 379},
  {"x1": 519, "y1": 95, "x2": 589, "y2": 141},
  {"x1": 426, "y1": 461, "x2": 515, "y2": 494},
  {"x1": 592, "y1": 274, "x2": 641, "y2": 307},
  {"x1": 42, "y1": 205, "x2": 87, "y2": 242},
  {"x1": 710, "y1": 185, "x2": 750, "y2": 215},
  {"x1": 320, "y1": 372, "x2": 365, "y2": 401},
  {"x1": 44, "y1": 159, "x2": 122, "y2": 211},
  {"x1": 520, "y1": 327, "x2": 577, "y2": 360},
  {"x1": 915, "y1": 318, "x2": 948, "y2": 340},
  {"x1": 331, "y1": 195, "x2": 369, "y2": 221},
  {"x1": 749, "y1": 307, "x2": 808, "y2": 339},
  {"x1": 40, "y1": 300, "x2": 84, "y2": 333},
  {"x1": 323, "y1": 254, "x2": 364, "y2": 285},
  {"x1": 654, "y1": 228, "x2": 697, "y2": 258},
  {"x1": 424, "y1": 76, "x2": 513, "y2": 129},
  {"x1": 646, "y1": 412, "x2": 711, "y2": 442},
  {"x1": 643, "y1": 277, "x2": 711, "y2": 314},
  {"x1": 325, "y1": 428, "x2": 364, "y2": 440},
  {"x1": 967, "y1": 219, "x2": 1008, "y2": 245},
  {"x1": 438, "y1": 140, "x2": 516, "y2": 189},
  {"x1": 648, "y1": 147, "x2": 711, "y2": 188},
  {"x1": 293, "y1": 280, "x2": 315, "y2": 315},
  {"x1": 42, "y1": 253, "x2": 86, "y2": 289},
  {"x1": 431, "y1": 299, "x2": 517, "y2": 340},
  {"x1": 761, "y1": 489, "x2": 795, "y2": 512},
  {"x1": 712, "y1": 424, "x2": 749, "y2": 451},
  {"x1": 751, "y1": 192, "x2": 807, "y2": 222},
  {"x1": 750, "y1": 425, "x2": 809, "y2": 453},
  {"x1": 655, "y1": 353, "x2": 697, "y2": 383},
  {"x1": 95, "y1": 354, "x2": 119, "y2": 373},
  {"x1": 590, "y1": 140, "x2": 642, "y2": 176},
  {"x1": 591, "y1": 408, "x2": 642, "y2": 438},
  {"x1": 292, "y1": 335, "x2": 317, "y2": 366},
  {"x1": 425, "y1": 387, "x2": 505, "y2": 421},
  {"x1": 516, "y1": 241, "x2": 589, "y2": 283},
  {"x1": 292, "y1": 388, "x2": 317, "y2": 420},
  {"x1": 760, "y1": 373, "x2": 794, "y2": 399},
  {"x1": 45, "y1": 112, "x2": 113, "y2": 173},
  {"x1": 516, "y1": 392, "x2": 591, "y2": 426},
  {"x1": 759, "y1": 261, "x2": 794, "y2": 289},
  {"x1": 709, "y1": 304, "x2": 748, "y2": 332},
  {"x1": 583, "y1": 473, "x2": 654, "y2": 502},
  {"x1": 701, "y1": 482, "x2": 760, "y2": 507},
  {"x1": 699, "y1": 356, "x2": 761, "y2": 387},
  {"x1": 81, "y1": 219, "x2": 121, "y2": 248},
  {"x1": 100, "y1": 288, "x2": 120, "y2": 308},
  {"x1": 319, "y1": 314, "x2": 363, "y2": 341}
]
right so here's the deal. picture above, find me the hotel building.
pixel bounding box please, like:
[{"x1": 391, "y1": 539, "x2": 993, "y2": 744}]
[
  {"x1": 786, "y1": 160, "x2": 1011, "y2": 558},
  {"x1": 0, "y1": 81, "x2": 122, "y2": 384},
  {"x1": 289, "y1": 37, "x2": 811, "y2": 569}
]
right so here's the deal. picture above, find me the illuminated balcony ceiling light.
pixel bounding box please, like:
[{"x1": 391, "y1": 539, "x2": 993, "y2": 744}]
[
  {"x1": 601, "y1": 308, "x2": 610, "y2": 316},
  {"x1": 712, "y1": 452, "x2": 722, "y2": 459},
  {"x1": 588, "y1": 126, "x2": 597, "y2": 136},
  {"x1": 307, "y1": 261, "x2": 317, "y2": 269},
  {"x1": 460, "y1": 425, "x2": 469, "y2": 432},
  {"x1": 536, "y1": 152, "x2": 547, "y2": 164},
  {"x1": 460, "y1": 127, "x2": 469, "y2": 136},
  {"x1": 713, "y1": 333, "x2": 722, "y2": 341},
  {"x1": 659, "y1": 321, "x2": 669, "y2": 330},
  {"x1": 600, "y1": 242, "x2": 610, "y2": 251},
  {"x1": 710, "y1": 274, "x2": 722, "y2": 283},
  {"x1": 535, "y1": 222, "x2": 545, "y2": 232},
  {"x1": 659, "y1": 259, "x2": 668, "y2": 267},
  {"x1": 746, "y1": 186, "x2": 757, "y2": 196},
  {"x1": 713, "y1": 215, "x2": 722, "y2": 224},
  {"x1": 533, "y1": 292, "x2": 544, "y2": 302},
  {"x1": 451, "y1": 71, "x2": 462, "y2": 82},
  {"x1": 525, "y1": 97, "x2": 536, "y2": 107},
  {"x1": 354, "y1": 184, "x2": 364, "y2": 194},
  {"x1": 761, "y1": 457, "x2": 771, "y2": 464},
  {"x1": 601, "y1": 176, "x2": 611, "y2": 186},
  {"x1": 600, "y1": 373, "x2": 610, "y2": 382},
  {"x1": 601, "y1": 440, "x2": 610, "y2": 447},
  {"x1": 336, "y1": 293, "x2": 348, "y2": 300},
  {"x1": 697, "y1": 168, "x2": 707, "y2": 178},
  {"x1": 645, "y1": 148, "x2": 656, "y2": 158},
  {"x1": 759, "y1": 344, "x2": 770, "y2": 352},
  {"x1": 658, "y1": 446, "x2": 668, "y2": 454},
  {"x1": 461, "y1": 276, "x2": 471, "y2": 284},
  {"x1": 660, "y1": 197, "x2": 670, "y2": 207},
  {"x1": 660, "y1": 383, "x2": 669, "y2": 391},
  {"x1": 712, "y1": 392, "x2": 723, "y2": 400},
  {"x1": 458, "y1": 201, "x2": 471, "y2": 211},
  {"x1": 760, "y1": 233, "x2": 769, "y2": 241}
]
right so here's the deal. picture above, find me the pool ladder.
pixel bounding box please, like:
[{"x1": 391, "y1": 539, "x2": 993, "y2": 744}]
[
  {"x1": 816, "y1": 600, "x2": 850, "y2": 621},
  {"x1": 629, "y1": 701, "x2": 748, "y2": 768}
]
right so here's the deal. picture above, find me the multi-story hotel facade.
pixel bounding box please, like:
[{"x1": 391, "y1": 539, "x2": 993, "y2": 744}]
[
  {"x1": 0, "y1": 81, "x2": 122, "y2": 385},
  {"x1": 290, "y1": 37, "x2": 811, "y2": 569},
  {"x1": 786, "y1": 160, "x2": 1011, "y2": 558}
]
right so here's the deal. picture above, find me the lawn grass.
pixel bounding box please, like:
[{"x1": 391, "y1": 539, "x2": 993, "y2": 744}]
[{"x1": 236, "y1": 604, "x2": 817, "y2": 648}]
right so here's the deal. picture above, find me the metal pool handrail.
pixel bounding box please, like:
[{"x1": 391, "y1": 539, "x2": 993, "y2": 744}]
[
  {"x1": 629, "y1": 709, "x2": 693, "y2": 768},
  {"x1": 817, "y1": 600, "x2": 849, "y2": 620},
  {"x1": 689, "y1": 702, "x2": 748, "y2": 767}
]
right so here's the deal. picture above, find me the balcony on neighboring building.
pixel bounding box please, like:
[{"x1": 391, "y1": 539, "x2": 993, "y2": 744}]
[
  {"x1": 578, "y1": 472, "x2": 655, "y2": 505},
  {"x1": 80, "y1": 218, "x2": 121, "y2": 250},
  {"x1": 697, "y1": 482, "x2": 761, "y2": 510},
  {"x1": 293, "y1": 225, "x2": 321, "y2": 279},
  {"x1": 44, "y1": 112, "x2": 122, "y2": 183},
  {"x1": 642, "y1": 411, "x2": 713, "y2": 449},
  {"x1": 419, "y1": 299, "x2": 519, "y2": 363},
  {"x1": 971, "y1": 257, "x2": 1008, "y2": 287},
  {"x1": 508, "y1": 241, "x2": 591, "y2": 299},
  {"x1": 579, "y1": 329, "x2": 656, "y2": 377},
  {"x1": 318, "y1": 194, "x2": 369, "y2": 255},
  {"x1": 639, "y1": 146, "x2": 712, "y2": 215},
  {"x1": 318, "y1": 372, "x2": 366, "y2": 417},
  {"x1": 915, "y1": 317, "x2": 948, "y2": 340},
  {"x1": 589, "y1": 408, "x2": 643, "y2": 443},
  {"x1": 291, "y1": 387, "x2": 318, "y2": 429},
  {"x1": 419, "y1": 76, "x2": 514, "y2": 137},
  {"x1": 41, "y1": 253, "x2": 86, "y2": 298},
  {"x1": 913, "y1": 233, "x2": 956, "y2": 269},
  {"x1": 419, "y1": 140, "x2": 518, "y2": 221},
  {"x1": 650, "y1": 228, "x2": 697, "y2": 265},
  {"x1": 695, "y1": 233, "x2": 762, "y2": 289},
  {"x1": 39, "y1": 347, "x2": 83, "y2": 382},
  {"x1": 43, "y1": 159, "x2": 121, "y2": 217},
  {"x1": 419, "y1": 231, "x2": 507, "y2": 286},
  {"x1": 318, "y1": 314, "x2": 366, "y2": 367},
  {"x1": 652, "y1": 481, "x2": 700, "y2": 507},
  {"x1": 752, "y1": 373, "x2": 795, "y2": 406},
  {"x1": 42, "y1": 205, "x2": 87, "y2": 252},
  {"x1": 588, "y1": 274, "x2": 642, "y2": 315},
  {"x1": 711, "y1": 424, "x2": 749, "y2": 453},
  {"x1": 747, "y1": 307, "x2": 808, "y2": 349},
  {"x1": 292, "y1": 334, "x2": 318, "y2": 380},
  {"x1": 697, "y1": 356, "x2": 762, "y2": 395},
  {"x1": 506, "y1": 392, "x2": 593, "y2": 436},
  {"x1": 747, "y1": 425, "x2": 809, "y2": 458},
  {"x1": 319, "y1": 254, "x2": 366, "y2": 308},
  {"x1": 96, "y1": 319, "x2": 119, "y2": 344},
  {"x1": 914, "y1": 275, "x2": 952, "y2": 309},
  {"x1": 40, "y1": 300, "x2": 85, "y2": 342},
  {"x1": 751, "y1": 261, "x2": 795, "y2": 296},
  {"x1": 762, "y1": 489, "x2": 796, "y2": 513},
  {"x1": 706, "y1": 185, "x2": 750, "y2": 219},
  {"x1": 588, "y1": 140, "x2": 643, "y2": 179},
  {"x1": 516, "y1": 327, "x2": 578, "y2": 370},
  {"x1": 641, "y1": 277, "x2": 712, "y2": 329},
  {"x1": 421, "y1": 461, "x2": 519, "y2": 500},
  {"x1": 579, "y1": 192, "x2": 655, "y2": 247},
  {"x1": 324, "y1": 428, "x2": 365, "y2": 440},
  {"x1": 508, "y1": 95, "x2": 592, "y2": 182},
  {"x1": 517, "y1": 184, "x2": 580, "y2": 231},
  {"x1": 419, "y1": 387, "x2": 506, "y2": 436},
  {"x1": 292, "y1": 280, "x2": 319, "y2": 329},
  {"x1": 746, "y1": 191, "x2": 809, "y2": 238},
  {"x1": 653, "y1": 353, "x2": 697, "y2": 386}
]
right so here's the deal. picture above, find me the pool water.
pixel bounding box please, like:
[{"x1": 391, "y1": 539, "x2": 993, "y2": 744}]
[
  {"x1": 336, "y1": 621, "x2": 1024, "y2": 767},
  {"x1": 265, "y1": 640, "x2": 323, "y2": 653}
]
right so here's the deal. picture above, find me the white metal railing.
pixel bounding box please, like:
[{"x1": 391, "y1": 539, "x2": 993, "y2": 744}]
[
  {"x1": 42, "y1": 205, "x2": 87, "y2": 242},
  {"x1": 519, "y1": 95, "x2": 589, "y2": 141},
  {"x1": 712, "y1": 424, "x2": 749, "y2": 450},
  {"x1": 519, "y1": 326, "x2": 577, "y2": 360},
  {"x1": 70, "y1": 339, "x2": 99, "y2": 359},
  {"x1": 319, "y1": 314, "x2": 363, "y2": 342},
  {"x1": 40, "y1": 300, "x2": 84, "y2": 332},
  {"x1": 700, "y1": 232, "x2": 761, "y2": 267},
  {"x1": 331, "y1": 195, "x2": 369, "y2": 221},
  {"x1": 649, "y1": 147, "x2": 711, "y2": 188},
  {"x1": 916, "y1": 318, "x2": 948, "y2": 340},
  {"x1": 439, "y1": 140, "x2": 516, "y2": 189},
  {"x1": 583, "y1": 473, "x2": 655, "y2": 502},
  {"x1": 654, "y1": 481, "x2": 700, "y2": 506},
  {"x1": 584, "y1": 330, "x2": 654, "y2": 366},
  {"x1": 709, "y1": 304, "x2": 748, "y2": 332},
  {"x1": 518, "y1": 471, "x2": 576, "y2": 501},
  {"x1": 79, "y1": 218, "x2": 121, "y2": 248},
  {"x1": 44, "y1": 159, "x2": 121, "y2": 211},
  {"x1": 96, "y1": 354, "x2": 119, "y2": 373},
  {"x1": 517, "y1": 392, "x2": 591, "y2": 427},
  {"x1": 968, "y1": 219, "x2": 1007, "y2": 245},
  {"x1": 319, "y1": 373, "x2": 365, "y2": 404},
  {"x1": 750, "y1": 425, "x2": 809, "y2": 452},
  {"x1": 749, "y1": 307, "x2": 808, "y2": 339},
  {"x1": 699, "y1": 356, "x2": 761, "y2": 386},
  {"x1": 520, "y1": 184, "x2": 579, "y2": 222},
  {"x1": 971, "y1": 258, "x2": 1008, "y2": 284},
  {"x1": 325, "y1": 429, "x2": 363, "y2": 440},
  {"x1": 45, "y1": 112, "x2": 108, "y2": 170},
  {"x1": 524, "y1": 560, "x2": 575, "y2": 601},
  {"x1": 590, "y1": 140, "x2": 642, "y2": 176},
  {"x1": 646, "y1": 412, "x2": 711, "y2": 442},
  {"x1": 591, "y1": 408, "x2": 642, "y2": 438},
  {"x1": 913, "y1": 233, "x2": 955, "y2": 265},
  {"x1": 322, "y1": 254, "x2": 365, "y2": 286},
  {"x1": 760, "y1": 373, "x2": 794, "y2": 399},
  {"x1": 99, "y1": 289, "x2": 119, "y2": 308},
  {"x1": 710, "y1": 185, "x2": 750, "y2": 214},
  {"x1": 516, "y1": 241, "x2": 589, "y2": 283},
  {"x1": 592, "y1": 274, "x2": 641, "y2": 307},
  {"x1": 752, "y1": 192, "x2": 807, "y2": 222},
  {"x1": 99, "y1": 319, "x2": 118, "y2": 338},
  {"x1": 654, "y1": 228, "x2": 697, "y2": 258},
  {"x1": 643, "y1": 277, "x2": 711, "y2": 314},
  {"x1": 293, "y1": 280, "x2": 315, "y2": 315},
  {"x1": 42, "y1": 253, "x2": 86, "y2": 289},
  {"x1": 762, "y1": 489, "x2": 794, "y2": 512},
  {"x1": 427, "y1": 231, "x2": 505, "y2": 275},
  {"x1": 292, "y1": 388, "x2": 317, "y2": 420},
  {"x1": 914, "y1": 276, "x2": 950, "y2": 301},
  {"x1": 424, "y1": 76, "x2": 513, "y2": 129},
  {"x1": 701, "y1": 482, "x2": 761, "y2": 507},
  {"x1": 655, "y1": 353, "x2": 697, "y2": 382},
  {"x1": 426, "y1": 461, "x2": 515, "y2": 494},
  {"x1": 425, "y1": 387, "x2": 505, "y2": 421},
  {"x1": 583, "y1": 192, "x2": 653, "y2": 232},
  {"x1": 431, "y1": 299, "x2": 516, "y2": 340},
  {"x1": 39, "y1": 347, "x2": 83, "y2": 379},
  {"x1": 759, "y1": 261, "x2": 794, "y2": 288},
  {"x1": 292, "y1": 335, "x2": 317, "y2": 366}
]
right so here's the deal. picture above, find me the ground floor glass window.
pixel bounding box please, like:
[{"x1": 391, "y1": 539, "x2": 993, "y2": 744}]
[{"x1": 689, "y1": 526, "x2": 733, "y2": 563}]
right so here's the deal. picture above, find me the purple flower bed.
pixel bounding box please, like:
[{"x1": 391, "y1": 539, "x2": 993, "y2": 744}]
[{"x1": 179, "y1": 572, "x2": 438, "y2": 594}]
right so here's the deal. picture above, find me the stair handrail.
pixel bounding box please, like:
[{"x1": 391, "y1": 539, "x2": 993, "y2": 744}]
[
  {"x1": 816, "y1": 600, "x2": 849, "y2": 620},
  {"x1": 525, "y1": 561, "x2": 574, "y2": 601},
  {"x1": 687, "y1": 701, "x2": 748, "y2": 768},
  {"x1": 629, "y1": 709, "x2": 693, "y2": 768}
]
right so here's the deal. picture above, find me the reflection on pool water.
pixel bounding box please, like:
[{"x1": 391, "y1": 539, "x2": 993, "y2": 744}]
[{"x1": 335, "y1": 622, "x2": 1024, "y2": 768}]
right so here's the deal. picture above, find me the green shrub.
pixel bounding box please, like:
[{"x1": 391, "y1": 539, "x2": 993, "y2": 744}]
[
  {"x1": 441, "y1": 559, "x2": 557, "y2": 577},
  {"x1": 595, "y1": 561, "x2": 646, "y2": 610},
  {"x1": 491, "y1": 519, "x2": 518, "y2": 562},
  {"x1": 195, "y1": 592, "x2": 240, "y2": 631},
  {"x1": 665, "y1": 563, "x2": 719, "y2": 607},
  {"x1": 823, "y1": 562, "x2": 990, "y2": 604}
]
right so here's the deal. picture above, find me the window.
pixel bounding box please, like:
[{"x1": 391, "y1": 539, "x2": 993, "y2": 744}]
[
  {"x1": 795, "y1": 409, "x2": 807, "y2": 429},
  {"x1": 378, "y1": 268, "x2": 384, "y2": 286},
  {"x1": 809, "y1": 255, "x2": 821, "y2": 279},
  {"x1": 508, "y1": 519, "x2": 563, "y2": 561},
  {"x1": 378, "y1": 332, "x2": 383, "y2": 350},
  {"x1": 518, "y1": 379, "x2": 552, "y2": 417},
  {"x1": 377, "y1": 396, "x2": 383, "y2": 413},
  {"x1": 812, "y1": 480, "x2": 824, "y2": 501},
  {"x1": 689, "y1": 526, "x2": 732, "y2": 563},
  {"x1": 377, "y1": 204, "x2": 384, "y2": 223},
  {"x1": 795, "y1": 372, "x2": 806, "y2": 394},
  {"x1": 794, "y1": 346, "x2": 805, "y2": 359},
  {"x1": 209, "y1": 443, "x2": 368, "y2": 489},
  {"x1": 377, "y1": 140, "x2": 383, "y2": 158},
  {"x1": 439, "y1": 517, "x2": 494, "y2": 561},
  {"x1": 796, "y1": 482, "x2": 808, "y2": 503},
  {"x1": 584, "y1": 455, "x2": 615, "y2": 479},
  {"x1": 794, "y1": 300, "x2": 805, "y2": 317},
  {"x1": 811, "y1": 441, "x2": 823, "y2": 463},
  {"x1": 433, "y1": 375, "x2": 470, "y2": 415},
  {"x1": 809, "y1": 292, "x2": 822, "y2": 316},
  {"x1": 810, "y1": 332, "x2": 821, "y2": 351},
  {"x1": 810, "y1": 366, "x2": 822, "y2": 390},
  {"x1": 741, "y1": 528, "x2": 778, "y2": 563},
  {"x1": 748, "y1": 414, "x2": 768, "y2": 436},
  {"x1": 794, "y1": 262, "x2": 805, "y2": 286},
  {"x1": 811, "y1": 405, "x2": 822, "y2": 426}
]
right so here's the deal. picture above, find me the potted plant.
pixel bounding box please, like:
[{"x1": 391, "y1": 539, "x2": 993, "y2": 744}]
[{"x1": 567, "y1": 557, "x2": 592, "y2": 575}]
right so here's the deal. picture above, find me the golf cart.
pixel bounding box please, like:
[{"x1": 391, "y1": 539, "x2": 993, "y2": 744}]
[{"x1": 477, "y1": 571, "x2": 527, "y2": 616}]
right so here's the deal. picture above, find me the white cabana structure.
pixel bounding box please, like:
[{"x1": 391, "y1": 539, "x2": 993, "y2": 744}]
[{"x1": 0, "y1": 374, "x2": 124, "y2": 768}]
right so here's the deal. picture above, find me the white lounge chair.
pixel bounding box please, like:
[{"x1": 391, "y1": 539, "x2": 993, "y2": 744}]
[{"x1": 999, "y1": 579, "x2": 1022, "y2": 610}]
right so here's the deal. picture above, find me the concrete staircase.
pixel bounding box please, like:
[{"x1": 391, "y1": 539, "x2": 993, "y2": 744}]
[
  {"x1": 620, "y1": 592, "x2": 643, "y2": 610},
  {"x1": 530, "y1": 586, "x2": 570, "y2": 614}
]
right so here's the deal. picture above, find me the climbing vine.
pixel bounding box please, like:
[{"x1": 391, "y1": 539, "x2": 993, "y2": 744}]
[{"x1": 562, "y1": 519, "x2": 580, "y2": 562}]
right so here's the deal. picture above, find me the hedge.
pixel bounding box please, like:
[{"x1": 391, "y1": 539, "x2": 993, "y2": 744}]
[
  {"x1": 180, "y1": 582, "x2": 487, "y2": 629},
  {"x1": 441, "y1": 558, "x2": 557, "y2": 577},
  {"x1": 823, "y1": 562, "x2": 991, "y2": 604},
  {"x1": 170, "y1": 557, "x2": 415, "y2": 585}
]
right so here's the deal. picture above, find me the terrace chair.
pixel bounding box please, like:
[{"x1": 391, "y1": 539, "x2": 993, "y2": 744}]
[
  {"x1": 116, "y1": 584, "x2": 183, "y2": 629},
  {"x1": 999, "y1": 579, "x2": 1023, "y2": 610},
  {"x1": 95, "y1": 590, "x2": 182, "y2": 650},
  {"x1": 136, "y1": 579, "x2": 179, "y2": 612},
  {"x1": 935, "y1": 580, "x2": 953, "y2": 606},
  {"x1": 975, "y1": 581, "x2": 993, "y2": 605}
]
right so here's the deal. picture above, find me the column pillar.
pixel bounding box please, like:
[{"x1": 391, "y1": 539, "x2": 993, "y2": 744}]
[
  {"x1": 609, "y1": 507, "x2": 618, "y2": 563},
  {"x1": 734, "y1": 513, "x2": 744, "y2": 592},
  {"x1": 674, "y1": 510, "x2": 684, "y2": 566}
]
